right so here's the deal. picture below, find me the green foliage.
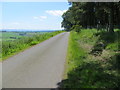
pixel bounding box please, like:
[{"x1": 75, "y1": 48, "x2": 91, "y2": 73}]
[
  {"x1": 95, "y1": 30, "x2": 120, "y2": 51},
  {"x1": 67, "y1": 31, "x2": 86, "y2": 71},
  {"x1": 30, "y1": 41, "x2": 39, "y2": 46},
  {"x1": 62, "y1": 2, "x2": 120, "y2": 32},
  {"x1": 60, "y1": 29, "x2": 120, "y2": 88},
  {"x1": 1, "y1": 31, "x2": 42, "y2": 41},
  {"x1": 71, "y1": 25, "x2": 82, "y2": 33},
  {"x1": 106, "y1": 43, "x2": 118, "y2": 51}
]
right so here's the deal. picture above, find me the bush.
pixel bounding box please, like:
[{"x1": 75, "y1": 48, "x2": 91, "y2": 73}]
[
  {"x1": 30, "y1": 41, "x2": 38, "y2": 46},
  {"x1": 106, "y1": 43, "x2": 118, "y2": 51},
  {"x1": 71, "y1": 25, "x2": 82, "y2": 33}
]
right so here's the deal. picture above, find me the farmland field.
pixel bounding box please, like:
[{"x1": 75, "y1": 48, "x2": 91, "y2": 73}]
[{"x1": 0, "y1": 31, "x2": 46, "y2": 41}]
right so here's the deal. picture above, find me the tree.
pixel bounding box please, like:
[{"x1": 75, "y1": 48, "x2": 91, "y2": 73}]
[{"x1": 61, "y1": 2, "x2": 120, "y2": 32}]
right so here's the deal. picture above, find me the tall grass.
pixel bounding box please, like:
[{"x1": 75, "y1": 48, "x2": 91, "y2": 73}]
[
  {"x1": 1, "y1": 31, "x2": 63, "y2": 61},
  {"x1": 66, "y1": 31, "x2": 86, "y2": 72},
  {"x1": 61, "y1": 29, "x2": 120, "y2": 88}
]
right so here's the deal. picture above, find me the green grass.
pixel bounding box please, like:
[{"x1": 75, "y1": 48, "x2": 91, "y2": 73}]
[
  {"x1": 0, "y1": 31, "x2": 46, "y2": 41},
  {"x1": 61, "y1": 29, "x2": 120, "y2": 88},
  {"x1": 1, "y1": 31, "x2": 63, "y2": 61},
  {"x1": 1, "y1": 32, "x2": 22, "y2": 41},
  {"x1": 66, "y1": 31, "x2": 87, "y2": 73}
]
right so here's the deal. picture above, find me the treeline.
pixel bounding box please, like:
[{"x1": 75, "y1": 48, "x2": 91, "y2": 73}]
[
  {"x1": 62, "y1": 2, "x2": 120, "y2": 33},
  {"x1": 1, "y1": 31, "x2": 62, "y2": 60}
]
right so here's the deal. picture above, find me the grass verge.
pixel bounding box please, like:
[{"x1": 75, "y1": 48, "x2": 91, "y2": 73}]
[{"x1": 60, "y1": 29, "x2": 120, "y2": 88}]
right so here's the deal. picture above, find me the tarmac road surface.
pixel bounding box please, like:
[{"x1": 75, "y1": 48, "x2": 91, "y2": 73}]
[{"x1": 2, "y1": 32, "x2": 70, "y2": 88}]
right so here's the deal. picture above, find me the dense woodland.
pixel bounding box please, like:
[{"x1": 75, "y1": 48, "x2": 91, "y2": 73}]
[
  {"x1": 62, "y1": 2, "x2": 120, "y2": 32},
  {"x1": 60, "y1": 2, "x2": 120, "y2": 88}
]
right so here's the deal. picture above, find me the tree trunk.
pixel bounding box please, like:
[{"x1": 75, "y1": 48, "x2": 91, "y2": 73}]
[
  {"x1": 109, "y1": 3, "x2": 114, "y2": 33},
  {"x1": 119, "y1": 7, "x2": 120, "y2": 29}
]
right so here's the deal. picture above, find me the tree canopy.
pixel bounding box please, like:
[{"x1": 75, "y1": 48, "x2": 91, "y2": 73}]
[{"x1": 62, "y1": 2, "x2": 120, "y2": 32}]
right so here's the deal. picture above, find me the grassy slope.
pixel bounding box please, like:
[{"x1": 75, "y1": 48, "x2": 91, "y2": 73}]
[
  {"x1": 1, "y1": 31, "x2": 63, "y2": 61},
  {"x1": 61, "y1": 29, "x2": 120, "y2": 88}
]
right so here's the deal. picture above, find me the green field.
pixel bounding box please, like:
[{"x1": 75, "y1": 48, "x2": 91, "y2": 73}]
[{"x1": 0, "y1": 31, "x2": 46, "y2": 41}]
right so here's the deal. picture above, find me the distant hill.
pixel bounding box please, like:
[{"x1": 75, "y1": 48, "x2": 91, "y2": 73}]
[{"x1": 0, "y1": 29, "x2": 62, "y2": 32}]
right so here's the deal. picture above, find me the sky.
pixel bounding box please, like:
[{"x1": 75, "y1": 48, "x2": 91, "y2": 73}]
[{"x1": 1, "y1": 2, "x2": 70, "y2": 31}]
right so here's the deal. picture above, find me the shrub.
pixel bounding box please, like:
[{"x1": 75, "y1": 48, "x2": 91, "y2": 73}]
[
  {"x1": 30, "y1": 41, "x2": 38, "y2": 46},
  {"x1": 106, "y1": 43, "x2": 118, "y2": 51},
  {"x1": 71, "y1": 25, "x2": 82, "y2": 33}
]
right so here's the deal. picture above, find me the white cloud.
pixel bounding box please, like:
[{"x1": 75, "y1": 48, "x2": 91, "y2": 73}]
[
  {"x1": 11, "y1": 22, "x2": 20, "y2": 25},
  {"x1": 46, "y1": 10, "x2": 67, "y2": 16},
  {"x1": 33, "y1": 16, "x2": 47, "y2": 21},
  {"x1": 33, "y1": 17, "x2": 39, "y2": 19},
  {"x1": 40, "y1": 16, "x2": 47, "y2": 19}
]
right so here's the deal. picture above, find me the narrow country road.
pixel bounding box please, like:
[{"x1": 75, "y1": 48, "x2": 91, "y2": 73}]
[{"x1": 2, "y1": 32, "x2": 70, "y2": 88}]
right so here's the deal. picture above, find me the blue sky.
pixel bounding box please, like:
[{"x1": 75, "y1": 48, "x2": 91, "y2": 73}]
[{"x1": 2, "y1": 2, "x2": 70, "y2": 31}]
